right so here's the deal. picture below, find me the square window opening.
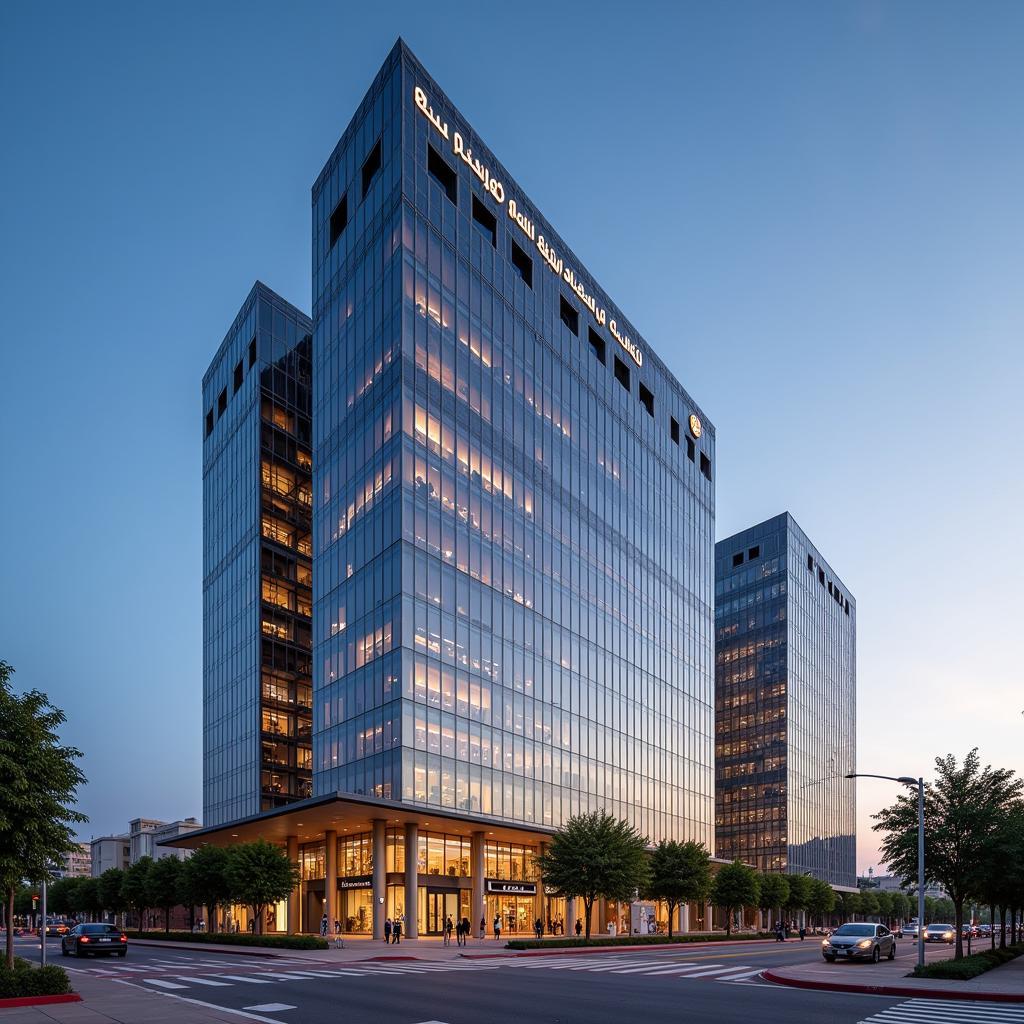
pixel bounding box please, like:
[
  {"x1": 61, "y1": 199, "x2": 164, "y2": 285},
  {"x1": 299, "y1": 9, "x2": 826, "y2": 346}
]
[
  {"x1": 205, "y1": 409, "x2": 214, "y2": 438},
  {"x1": 748, "y1": 545, "x2": 760, "y2": 560},
  {"x1": 361, "y1": 140, "x2": 382, "y2": 199},
  {"x1": 233, "y1": 360, "x2": 244, "y2": 393},
  {"x1": 428, "y1": 145, "x2": 458, "y2": 204},
  {"x1": 686, "y1": 436, "x2": 695, "y2": 461},
  {"x1": 818, "y1": 568, "x2": 825, "y2": 585},
  {"x1": 700, "y1": 452, "x2": 712, "y2": 479},
  {"x1": 509, "y1": 238, "x2": 533, "y2": 287},
  {"x1": 559, "y1": 295, "x2": 579, "y2": 336},
  {"x1": 670, "y1": 417, "x2": 680, "y2": 444},
  {"x1": 217, "y1": 388, "x2": 227, "y2": 417},
  {"x1": 472, "y1": 195, "x2": 497, "y2": 248},
  {"x1": 614, "y1": 355, "x2": 631, "y2": 392},
  {"x1": 329, "y1": 194, "x2": 348, "y2": 248},
  {"x1": 588, "y1": 327, "x2": 606, "y2": 365},
  {"x1": 807, "y1": 554, "x2": 814, "y2": 571},
  {"x1": 639, "y1": 382, "x2": 654, "y2": 417},
  {"x1": 732, "y1": 552, "x2": 744, "y2": 568},
  {"x1": 845, "y1": 599, "x2": 850, "y2": 615},
  {"x1": 248, "y1": 336, "x2": 257, "y2": 368}
]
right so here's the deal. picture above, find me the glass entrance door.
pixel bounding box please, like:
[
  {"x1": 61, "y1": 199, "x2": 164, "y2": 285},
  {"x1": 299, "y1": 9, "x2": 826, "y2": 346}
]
[{"x1": 425, "y1": 890, "x2": 460, "y2": 934}]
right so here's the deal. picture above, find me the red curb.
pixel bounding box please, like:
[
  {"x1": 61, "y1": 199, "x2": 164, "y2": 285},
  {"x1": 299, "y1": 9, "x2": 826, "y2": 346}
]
[
  {"x1": 762, "y1": 968, "x2": 1024, "y2": 1003},
  {"x1": 0, "y1": 994, "x2": 82, "y2": 1008}
]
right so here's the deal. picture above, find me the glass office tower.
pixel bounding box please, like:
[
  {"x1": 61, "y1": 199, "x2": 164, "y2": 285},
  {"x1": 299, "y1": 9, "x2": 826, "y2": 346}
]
[
  {"x1": 311, "y1": 41, "x2": 717, "y2": 848},
  {"x1": 202, "y1": 282, "x2": 314, "y2": 827},
  {"x1": 714, "y1": 512, "x2": 856, "y2": 888}
]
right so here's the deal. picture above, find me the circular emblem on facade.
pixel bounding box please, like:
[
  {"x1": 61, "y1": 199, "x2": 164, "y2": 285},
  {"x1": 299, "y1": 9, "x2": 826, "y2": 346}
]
[{"x1": 688, "y1": 413, "x2": 702, "y2": 439}]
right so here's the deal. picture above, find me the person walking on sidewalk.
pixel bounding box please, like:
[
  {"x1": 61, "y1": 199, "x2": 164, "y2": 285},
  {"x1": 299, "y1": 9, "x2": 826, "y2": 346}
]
[
  {"x1": 479, "y1": 916, "x2": 486, "y2": 940},
  {"x1": 320, "y1": 914, "x2": 328, "y2": 938},
  {"x1": 443, "y1": 915, "x2": 453, "y2": 946},
  {"x1": 534, "y1": 917, "x2": 543, "y2": 940},
  {"x1": 575, "y1": 918, "x2": 582, "y2": 937},
  {"x1": 393, "y1": 917, "x2": 402, "y2": 943},
  {"x1": 461, "y1": 917, "x2": 471, "y2": 947},
  {"x1": 493, "y1": 914, "x2": 502, "y2": 941},
  {"x1": 384, "y1": 918, "x2": 392, "y2": 944}
]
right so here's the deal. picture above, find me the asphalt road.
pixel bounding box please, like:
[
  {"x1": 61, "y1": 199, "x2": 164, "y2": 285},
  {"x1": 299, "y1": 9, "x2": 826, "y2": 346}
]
[{"x1": 11, "y1": 934, "x2": 1015, "y2": 1024}]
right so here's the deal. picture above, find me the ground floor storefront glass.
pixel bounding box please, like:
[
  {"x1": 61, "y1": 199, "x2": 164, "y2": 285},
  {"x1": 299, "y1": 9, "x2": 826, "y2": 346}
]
[
  {"x1": 418, "y1": 886, "x2": 471, "y2": 934},
  {"x1": 486, "y1": 894, "x2": 534, "y2": 934},
  {"x1": 340, "y1": 886, "x2": 373, "y2": 933}
]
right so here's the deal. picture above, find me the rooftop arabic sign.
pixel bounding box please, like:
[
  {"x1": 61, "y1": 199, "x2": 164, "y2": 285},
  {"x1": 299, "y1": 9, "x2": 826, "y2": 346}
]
[{"x1": 414, "y1": 85, "x2": 643, "y2": 369}]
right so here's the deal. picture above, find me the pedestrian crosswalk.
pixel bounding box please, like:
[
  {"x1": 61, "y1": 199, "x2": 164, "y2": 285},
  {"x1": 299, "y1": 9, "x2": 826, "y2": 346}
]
[
  {"x1": 63, "y1": 950, "x2": 770, "y2": 995},
  {"x1": 859, "y1": 999, "x2": 1024, "y2": 1024}
]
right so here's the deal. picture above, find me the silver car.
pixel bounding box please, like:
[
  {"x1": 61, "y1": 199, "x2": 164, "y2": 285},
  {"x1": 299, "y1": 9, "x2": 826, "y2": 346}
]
[{"x1": 823, "y1": 923, "x2": 897, "y2": 963}]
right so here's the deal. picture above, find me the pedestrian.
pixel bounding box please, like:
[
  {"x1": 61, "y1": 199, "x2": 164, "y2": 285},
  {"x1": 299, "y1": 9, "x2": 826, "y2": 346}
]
[
  {"x1": 384, "y1": 917, "x2": 392, "y2": 943},
  {"x1": 393, "y1": 917, "x2": 402, "y2": 944},
  {"x1": 479, "y1": 916, "x2": 486, "y2": 940},
  {"x1": 334, "y1": 919, "x2": 341, "y2": 936},
  {"x1": 534, "y1": 917, "x2": 543, "y2": 940},
  {"x1": 493, "y1": 914, "x2": 502, "y2": 941},
  {"x1": 319, "y1": 914, "x2": 328, "y2": 938},
  {"x1": 444, "y1": 915, "x2": 453, "y2": 946},
  {"x1": 799, "y1": 924, "x2": 806, "y2": 942},
  {"x1": 575, "y1": 918, "x2": 582, "y2": 937},
  {"x1": 461, "y1": 916, "x2": 471, "y2": 947}
]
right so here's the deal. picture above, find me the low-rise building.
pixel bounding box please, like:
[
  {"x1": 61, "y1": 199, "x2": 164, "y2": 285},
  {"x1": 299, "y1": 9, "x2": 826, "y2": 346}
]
[
  {"x1": 90, "y1": 835, "x2": 130, "y2": 877},
  {"x1": 57, "y1": 842, "x2": 92, "y2": 878}
]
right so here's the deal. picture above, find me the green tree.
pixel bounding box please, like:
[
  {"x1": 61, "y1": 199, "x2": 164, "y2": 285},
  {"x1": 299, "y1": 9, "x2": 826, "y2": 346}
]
[
  {"x1": 806, "y1": 879, "x2": 836, "y2": 931},
  {"x1": 758, "y1": 873, "x2": 790, "y2": 929},
  {"x1": 226, "y1": 840, "x2": 299, "y2": 936},
  {"x1": 644, "y1": 840, "x2": 710, "y2": 938},
  {"x1": 0, "y1": 660, "x2": 88, "y2": 967},
  {"x1": 838, "y1": 890, "x2": 861, "y2": 921},
  {"x1": 785, "y1": 874, "x2": 812, "y2": 924},
  {"x1": 874, "y1": 889, "x2": 893, "y2": 924},
  {"x1": 874, "y1": 749, "x2": 1021, "y2": 959},
  {"x1": 98, "y1": 868, "x2": 127, "y2": 926},
  {"x1": 535, "y1": 812, "x2": 649, "y2": 940},
  {"x1": 146, "y1": 857, "x2": 183, "y2": 934},
  {"x1": 123, "y1": 856, "x2": 154, "y2": 931},
  {"x1": 46, "y1": 877, "x2": 80, "y2": 917},
  {"x1": 889, "y1": 890, "x2": 909, "y2": 923},
  {"x1": 859, "y1": 889, "x2": 880, "y2": 919},
  {"x1": 710, "y1": 861, "x2": 759, "y2": 937},
  {"x1": 180, "y1": 845, "x2": 232, "y2": 934},
  {"x1": 75, "y1": 877, "x2": 102, "y2": 922}
]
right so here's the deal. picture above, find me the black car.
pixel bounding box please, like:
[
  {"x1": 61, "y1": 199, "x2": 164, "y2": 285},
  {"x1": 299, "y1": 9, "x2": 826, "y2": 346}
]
[{"x1": 61, "y1": 923, "x2": 127, "y2": 957}]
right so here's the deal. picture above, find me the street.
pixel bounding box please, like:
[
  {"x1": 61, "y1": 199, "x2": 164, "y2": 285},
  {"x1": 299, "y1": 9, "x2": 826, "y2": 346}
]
[{"x1": 6, "y1": 934, "x2": 1018, "y2": 1024}]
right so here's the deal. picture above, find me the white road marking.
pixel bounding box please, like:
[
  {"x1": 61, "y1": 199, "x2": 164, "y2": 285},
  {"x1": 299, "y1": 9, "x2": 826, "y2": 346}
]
[
  {"x1": 143, "y1": 978, "x2": 188, "y2": 989},
  {"x1": 217, "y1": 975, "x2": 274, "y2": 984},
  {"x1": 242, "y1": 1005, "x2": 297, "y2": 1013},
  {"x1": 176, "y1": 976, "x2": 231, "y2": 986}
]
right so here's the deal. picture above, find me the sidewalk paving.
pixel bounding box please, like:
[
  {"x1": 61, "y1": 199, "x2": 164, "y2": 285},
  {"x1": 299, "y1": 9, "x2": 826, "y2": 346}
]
[{"x1": 764, "y1": 948, "x2": 1024, "y2": 1002}]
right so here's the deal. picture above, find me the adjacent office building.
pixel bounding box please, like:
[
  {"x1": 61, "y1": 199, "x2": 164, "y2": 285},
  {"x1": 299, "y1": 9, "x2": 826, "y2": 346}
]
[
  {"x1": 714, "y1": 512, "x2": 856, "y2": 889},
  {"x1": 202, "y1": 283, "x2": 314, "y2": 827},
  {"x1": 180, "y1": 41, "x2": 717, "y2": 937},
  {"x1": 57, "y1": 843, "x2": 92, "y2": 879}
]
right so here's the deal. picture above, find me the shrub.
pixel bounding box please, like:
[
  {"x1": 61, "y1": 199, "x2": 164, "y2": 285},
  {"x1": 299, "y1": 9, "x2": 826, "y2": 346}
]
[
  {"x1": 126, "y1": 930, "x2": 327, "y2": 950},
  {"x1": 0, "y1": 958, "x2": 73, "y2": 999},
  {"x1": 912, "y1": 943, "x2": 1024, "y2": 980},
  {"x1": 506, "y1": 932, "x2": 774, "y2": 950}
]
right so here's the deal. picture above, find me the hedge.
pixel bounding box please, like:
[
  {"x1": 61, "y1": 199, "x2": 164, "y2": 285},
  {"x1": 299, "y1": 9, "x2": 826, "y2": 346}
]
[
  {"x1": 506, "y1": 932, "x2": 774, "y2": 950},
  {"x1": 912, "y1": 943, "x2": 1024, "y2": 980},
  {"x1": 0, "y1": 958, "x2": 73, "y2": 999},
  {"x1": 127, "y1": 931, "x2": 328, "y2": 950}
]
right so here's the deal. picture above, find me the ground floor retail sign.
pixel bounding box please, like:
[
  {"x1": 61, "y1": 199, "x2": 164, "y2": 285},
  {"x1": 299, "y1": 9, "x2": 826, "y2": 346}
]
[{"x1": 486, "y1": 879, "x2": 537, "y2": 895}]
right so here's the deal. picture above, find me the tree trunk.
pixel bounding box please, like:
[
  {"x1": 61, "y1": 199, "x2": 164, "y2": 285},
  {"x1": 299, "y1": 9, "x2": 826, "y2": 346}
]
[
  {"x1": 5, "y1": 886, "x2": 14, "y2": 969},
  {"x1": 725, "y1": 907, "x2": 731, "y2": 938},
  {"x1": 208, "y1": 903, "x2": 216, "y2": 934},
  {"x1": 991, "y1": 905, "x2": 996, "y2": 950},
  {"x1": 165, "y1": 907, "x2": 170, "y2": 934},
  {"x1": 583, "y1": 897, "x2": 593, "y2": 940},
  {"x1": 954, "y1": 899, "x2": 964, "y2": 960},
  {"x1": 667, "y1": 900, "x2": 675, "y2": 939},
  {"x1": 1000, "y1": 907, "x2": 1007, "y2": 949}
]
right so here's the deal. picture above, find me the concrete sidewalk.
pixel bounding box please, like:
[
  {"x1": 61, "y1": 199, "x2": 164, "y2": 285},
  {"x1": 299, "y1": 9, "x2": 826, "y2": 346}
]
[{"x1": 764, "y1": 949, "x2": 1024, "y2": 1002}]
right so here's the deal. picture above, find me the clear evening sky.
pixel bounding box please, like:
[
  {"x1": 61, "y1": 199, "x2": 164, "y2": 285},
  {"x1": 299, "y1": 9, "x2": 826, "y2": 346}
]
[{"x1": 2, "y1": 1, "x2": 1021, "y2": 874}]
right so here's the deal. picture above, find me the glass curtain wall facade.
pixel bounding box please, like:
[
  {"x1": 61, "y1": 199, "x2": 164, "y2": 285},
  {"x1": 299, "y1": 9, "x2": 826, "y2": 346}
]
[
  {"x1": 202, "y1": 282, "x2": 314, "y2": 826},
  {"x1": 311, "y1": 41, "x2": 716, "y2": 846},
  {"x1": 714, "y1": 512, "x2": 856, "y2": 887}
]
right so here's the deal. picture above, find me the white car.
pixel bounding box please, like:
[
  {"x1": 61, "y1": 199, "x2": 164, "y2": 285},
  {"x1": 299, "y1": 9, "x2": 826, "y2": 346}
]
[
  {"x1": 903, "y1": 922, "x2": 919, "y2": 939},
  {"x1": 923, "y1": 923, "x2": 955, "y2": 944}
]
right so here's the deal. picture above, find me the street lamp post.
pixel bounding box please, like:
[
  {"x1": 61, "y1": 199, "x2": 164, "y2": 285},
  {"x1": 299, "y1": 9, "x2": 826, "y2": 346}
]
[{"x1": 846, "y1": 772, "x2": 925, "y2": 970}]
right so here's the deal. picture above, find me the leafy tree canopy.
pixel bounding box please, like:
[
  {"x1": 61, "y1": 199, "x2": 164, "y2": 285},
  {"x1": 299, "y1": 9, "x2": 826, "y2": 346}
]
[
  {"x1": 644, "y1": 840, "x2": 710, "y2": 938},
  {"x1": 710, "y1": 861, "x2": 759, "y2": 937},
  {"x1": 225, "y1": 840, "x2": 298, "y2": 935}
]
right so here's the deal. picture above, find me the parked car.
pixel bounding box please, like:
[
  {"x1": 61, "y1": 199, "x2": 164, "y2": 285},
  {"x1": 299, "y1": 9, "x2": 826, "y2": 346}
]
[
  {"x1": 61, "y1": 923, "x2": 127, "y2": 958},
  {"x1": 923, "y1": 923, "x2": 956, "y2": 944},
  {"x1": 823, "y1": 923, "x2": 897, "y2": 963}
]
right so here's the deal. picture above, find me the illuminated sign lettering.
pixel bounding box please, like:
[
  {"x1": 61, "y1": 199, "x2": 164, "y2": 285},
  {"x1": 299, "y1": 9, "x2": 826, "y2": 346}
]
[{"x1": 414, "y1": 85, "x2": 642, "y2": 368}]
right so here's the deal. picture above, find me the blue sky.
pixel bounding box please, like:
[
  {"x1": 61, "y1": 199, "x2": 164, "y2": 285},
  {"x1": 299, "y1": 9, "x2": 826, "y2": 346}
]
[{"x1": 1, "y1": 1, "x2": 1021, "y2": 872}]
